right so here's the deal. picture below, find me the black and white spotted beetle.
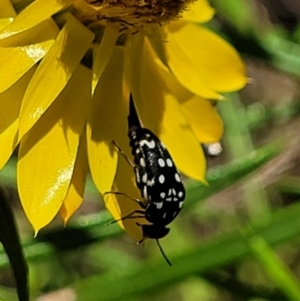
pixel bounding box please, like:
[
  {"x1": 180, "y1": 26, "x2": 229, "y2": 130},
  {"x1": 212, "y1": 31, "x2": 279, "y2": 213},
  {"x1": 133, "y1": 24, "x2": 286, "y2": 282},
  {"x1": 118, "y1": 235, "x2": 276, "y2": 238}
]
[{"x1": 107, "y1": 95, "x2": 186, "y2": 266}]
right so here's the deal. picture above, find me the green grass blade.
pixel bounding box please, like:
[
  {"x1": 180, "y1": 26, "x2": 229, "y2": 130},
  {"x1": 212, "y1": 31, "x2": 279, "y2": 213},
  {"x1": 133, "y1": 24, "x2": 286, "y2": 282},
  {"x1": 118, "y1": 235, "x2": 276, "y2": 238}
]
[
  {"x1": 245, "y1": 233, "x2": 300, "y2": 299},
  {"x1": 186, "y1": 142, "x2": 280, "y2": 206},
  {"x1": 72, "y1": 201, "x2": 300, "y2": 301}
]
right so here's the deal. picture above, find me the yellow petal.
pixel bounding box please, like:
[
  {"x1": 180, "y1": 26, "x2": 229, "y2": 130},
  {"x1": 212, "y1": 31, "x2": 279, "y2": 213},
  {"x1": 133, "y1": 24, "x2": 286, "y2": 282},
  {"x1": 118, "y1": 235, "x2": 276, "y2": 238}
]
[
  {"x1": 0, "y1": 18, "x2": 14, "y2": 31},
  {"x1": 0, "y1": 17, "x2": 59, "y2": 47},
  {"x1": 0, "y1": 0, "x2": 70, "y2": 40},
  {"x1": 183, "y1": 0, "x2": 215, "y2": 23},
  {"x1": 0, "y1": 67, "x2": 36, "y2": 169},
  {"x1": 107, "y1": 152, "x2": 146, "y2": 241},
  {"x1": 0, "y1": 40, "x2": 55, "y2": 93},
  {"x1": 87, "y1": 47, "x2": 127, "y2": 194},
  {"x1": 92, "y1": 25, "x2": 119, "y2": 94},
  {"x1": 128, "y1": 36, "x2": 206, "y2": 182},
  {"x1": 0, "y1": 0, "x2": 16, "y2": 18},
  {"x1": 150, "y1": 47, "x2": 195, "y2": 102},
  {"x1": 181, "y1": 96, "x2": 223, "y2": 143},
  {"x1": 165, "y1": 23, "x2": 247, "y2": 99},
  {"x1": 152, "y1": 57, "x2": 223, "y2": 143},
  {"x1": 60, "y1": 134, "x2": 89, "y2": 224},
  {"x1": 19, "y1": 14, "x2": 94, "y2": 140},
  {"x1": 0, "y1": 19, "x2": 59, "y2": 93},
  {"x1": 140, "y1": 91, "x2": 206, "y2": 181},
  {"x1": 124, "y1": 32, "x2": 144, "y2": 102},
  {"x1": 18, "y1": 65, "x2": 91, "y2": 233},
  {"x1": 88, "y1": 37, "x2": 146, "y2": 240},
  {"x1": 145, "y1": 24, "x2": 168, "y2": 65},
  {"x1": 104, "y1": 93, "x2": 147, "y2": 241}
]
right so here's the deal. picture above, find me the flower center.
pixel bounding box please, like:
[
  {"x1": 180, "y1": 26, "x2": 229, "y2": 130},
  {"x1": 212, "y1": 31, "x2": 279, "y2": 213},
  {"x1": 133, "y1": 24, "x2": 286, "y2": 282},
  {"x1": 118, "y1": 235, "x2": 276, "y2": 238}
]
[{"x1": 73, "y1": 0, "x2": 193, "y2": 29}]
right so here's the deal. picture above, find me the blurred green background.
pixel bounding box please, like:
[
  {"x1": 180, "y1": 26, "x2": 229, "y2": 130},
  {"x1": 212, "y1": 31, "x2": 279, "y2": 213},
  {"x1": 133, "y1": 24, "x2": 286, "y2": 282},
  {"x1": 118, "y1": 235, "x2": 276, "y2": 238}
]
[{"x1": 2, "y1": 0, "x2": 300, "y2": 300}]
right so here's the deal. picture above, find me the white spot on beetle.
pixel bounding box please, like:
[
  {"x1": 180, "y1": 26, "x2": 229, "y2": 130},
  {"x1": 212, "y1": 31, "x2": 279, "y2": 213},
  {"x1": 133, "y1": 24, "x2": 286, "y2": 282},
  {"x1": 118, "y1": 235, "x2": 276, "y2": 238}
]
[
  {"x1": 136, "y1": 175, "x2": 140, "y2": 183},
  {"x1": 142, "y1": 173, "x2": 147, "y2": 183},
  {"x1": 166, "y1": 197, "x2": 172, "y2": 202},
  {"x1": 166, "y1": 158, "x2": 173, "y2": 167},
  {"x1": 178, "y1": 191, "x2": 184, "y2": 198},
  {"x1": 140, "y1": 140, "x2": 155, "y2": 149},
  {"x1": 158, "y1": 158, "x2": 165, "y2": 167},
  {"x1": 153, "y1": 202, "x2": 163, "y2": 209},
  {"x1": 147, "y1": 178, "x2": 155, "y2": 186},
  {"x1": 160, "y1": 192, "x2": 166, "y2": 199},
  {"x1": 175, "y1": 173, "x2": 181, "y2": 182},
  {"x1": 143, "y1": 186, "x2": 148, "y2": 199},
  {"x1": 159, "y1": 174, "x2": 165, "y2": 184},
  {"x1": 172, "y1": 188, "x2": 176, "y2": 195},
  {"x1": 140, "y1": 157, "x2": 146, "y2": 167},
  {"x1": 163, "y1": 212, "x2": 167, "y2": 219}
]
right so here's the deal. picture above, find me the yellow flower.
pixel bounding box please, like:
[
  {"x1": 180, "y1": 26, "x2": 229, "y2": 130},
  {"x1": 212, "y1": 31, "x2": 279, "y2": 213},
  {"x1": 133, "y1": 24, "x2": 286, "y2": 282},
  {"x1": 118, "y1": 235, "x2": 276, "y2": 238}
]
[{"x1": 0, "y1": 0, "x2": 246, "y2": 239}]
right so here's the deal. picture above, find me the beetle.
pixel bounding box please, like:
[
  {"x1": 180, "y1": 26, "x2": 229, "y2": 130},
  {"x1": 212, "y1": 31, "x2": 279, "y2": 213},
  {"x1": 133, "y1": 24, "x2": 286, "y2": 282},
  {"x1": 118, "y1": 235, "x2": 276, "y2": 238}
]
[{"x1": 106, "y1": 95, "x2": 186, "y2": 265}]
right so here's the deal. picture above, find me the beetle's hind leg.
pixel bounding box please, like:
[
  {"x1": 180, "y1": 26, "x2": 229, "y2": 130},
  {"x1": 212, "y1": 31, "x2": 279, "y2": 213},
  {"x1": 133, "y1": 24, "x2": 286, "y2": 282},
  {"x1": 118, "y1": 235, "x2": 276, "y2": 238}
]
[
  {"x1": 104, "y1": 191, "x2": 146, "y2": 208},
  {"x1": 107, "y1": 209, "x2": 146, "y2": 225}
]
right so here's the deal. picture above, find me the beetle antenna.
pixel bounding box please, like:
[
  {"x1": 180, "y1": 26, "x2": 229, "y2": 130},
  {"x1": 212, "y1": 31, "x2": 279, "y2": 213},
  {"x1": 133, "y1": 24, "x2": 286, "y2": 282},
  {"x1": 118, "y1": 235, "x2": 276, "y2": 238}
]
[{"x1": 156, "y1": 239, "x2": 172, "y2": 267}]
